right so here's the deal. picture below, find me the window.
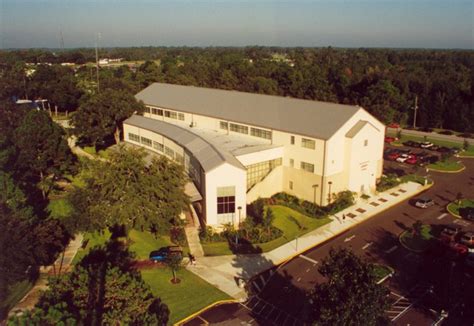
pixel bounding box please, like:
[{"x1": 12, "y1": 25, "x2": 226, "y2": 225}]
[
  {"x1": 151, "y1": 108, "x2": 163, "y2": 116},
  {"x1": 289, "y1": 181, "x2": 293, "y2": 190},
  {"x1": 178, "y1": 113, "x2": 185, "y2": 121},
  {"x1": 301, "y1": 138, "x2": 315, "y2": 150},
  {"x1": 364, "y1": 139, "x2": 368, "y2": 146},
  {"x1": 165, "y1": 146, "x2": 174, "y2": 158},
  {"x1": 175, "y1": 153, "x2": 184, "y2": 164},
  {"x1": 217, "y1": 186, "x2": 235, "y2": 215},
  {"x1": 250, "y1": 127, "x2": 272, "y2": 140},
  {"x1": 153, "y1": 141, "x2": 163, "y2": 152},
  {"x1": 246, "y1": 158, "x2": 282, "y2": 189},
  {"x1": 128, "y1": 133, "x2": 140, "y2": 142},
  {"x1": 300, "y1": 161, "x2": 315, "y2": 173},
  {"x1": 291, "y1": 136, "x2": 295, "y2": 145},
  {"x1": 289, "y1": 159, "x2": 294, "y2": 168},
  {"x1": 220, "y1": 121, "x2": 228, "y2": 130},
  {"x1": 140, "y1": 137, "x2": 152, "y2": 147},
  {"x1": 230, "y1": 123, "x2": 248, "y2": 134},
  {"x1": 144, "y1": 107, "x2": 151, "y2": 113},
  {"x1": 169, "y1": 111, "x2": 177, "y2": 119},
  {"x1": 164, "y1": 110, "x2": 170, "y2": 118}
]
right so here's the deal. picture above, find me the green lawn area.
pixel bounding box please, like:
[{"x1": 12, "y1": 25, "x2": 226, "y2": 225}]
[
  {"x1": 399, "y1": 224, "x2": 434, "y2": 252},
  {"x1": 400, "y1": 174, "x2": 430, "y2": 185},
  {"x1": 201, "y1": 205, "x2": 332, "y2": 256},
  {"x1": 387, "y1": 132, "x2": 474, "y2": 156},
  {"x1": 141, "y1": 268, "x2": 230, "y2": 325},
  {"x1": 0, "y1": 279, "x2": 35, "y2": 320},
  {"x1": 372, "y1": 264, "x2": 394, "y2": 283},
  {"x1": 447, "y1": 199, "x2": 474, "y2": 216},
  {"x1": 82, "y1": 146, "x2": 111, "y2": 159},
  {"x1": 47, "y1": 198, "x2": 73, "y2": 219},
  {"x1": 427, "y1": 159, "x2": 464, "y2": 172}
]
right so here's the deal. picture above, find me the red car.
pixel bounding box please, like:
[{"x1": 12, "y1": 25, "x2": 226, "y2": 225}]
[
  {"x1": 387, "y1": 152, "x2": 401, "y2": 160},
  {"x1": 406, "y1": 156, "x2": 418, "y2": 164},
  {"x1": 447, "y1": 241, "x2": 468, "y2": 256},
  {"x1": 384, "y1": 136, "x2": 397, "y2": 143},
  {"x1": 388, "y1": 123, "x2": 401, "y2": 129}
]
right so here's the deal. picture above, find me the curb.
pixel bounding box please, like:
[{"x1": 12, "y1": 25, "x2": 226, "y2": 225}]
[
  {"x1": 375, "y1": 264, "x2": 395, "y2": 284},
  {"x1": 457, "y1": 155, "x2": 474, "y2": 159},
  {"x1": 426, "y1": 164, "x2": 466, "y2": 174},
  {"x1": 398, "y1": 230, "x2": 429, "y2": 253},
  {"x1": 174, "y1": 299, "x2": 239, "y2": 325},
  {"x1": 272, "y1": 182, "x2": 434, "y2": 269},
  {"x1": 446, "y1": 203, "x2": 462, "y2": 219}
]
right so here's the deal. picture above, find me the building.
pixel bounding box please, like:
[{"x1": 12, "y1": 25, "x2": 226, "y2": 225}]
[{"x1": 123, "y1": 83, "x2": 385, "y2": 228}]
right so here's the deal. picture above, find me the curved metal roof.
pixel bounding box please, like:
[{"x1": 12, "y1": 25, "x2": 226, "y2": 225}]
[{"x1": 124, "y1": 115, "x2": 245, "y2": 172}]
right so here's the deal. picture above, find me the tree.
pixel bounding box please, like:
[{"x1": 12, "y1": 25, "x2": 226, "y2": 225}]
[
  {"x1": 68, "y1": 145, "x2": 189, "y2": 234},
  {"x1": 71, "y1": 89, "x2": 145, "y2": 148},
  {"x1": 456, "y1": 192, "x2": 464, "y2": 205},
  {"x1": 10, "y1": 242, "x2": 169, "y2": 325},
  {"x1": 166, "y1": 253, "x2": 183, "y2": 284},
  {"x1": 412, "y1": 220, "x2": 423, "y2": 236},
  {"x1": 309, "y1": 248, "x2": 389, "y2": 325},
  {"x1": 262, "y1": 207, "x2": 275, "y2": 235},
  {"x1": 13, "y1": 110, "x2": 76, "y2": 200},
  {"x1": 248, "y1": 198, "x2": 265, "y2": 225}
]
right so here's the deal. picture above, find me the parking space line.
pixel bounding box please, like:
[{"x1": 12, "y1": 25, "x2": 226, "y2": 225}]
[
  {"x1": 362, "y1": 242, "x2": 373, "y2": 250},
  {"x1": 306, "y1": 268, "x2": 310, "y2": 273},
  {"x1": 197, "y1": 315, "x2": 209, "y2": 325},
  {"x1": 299, "y1": 254, "x2": 318, "y2": 264},
  {"x1": 385, "y1": 245, "x2": 398, "y2": 254},
  {"x1": 437, "y1": 213, "x2": 447, "y2": 220},
  {"x1": 296, "y1": 277, "x2": 301, "y2": 282}
]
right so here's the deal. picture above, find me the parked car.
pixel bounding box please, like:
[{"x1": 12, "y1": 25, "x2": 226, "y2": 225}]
[
  {"x1": 449, "y1": 147, "x2": 461, "y2": 155},
  {"x1": 460, "y1": 232, "x2": 474, "y2": 247},
  {"x1": 440, "y1": 224, "x2": 462, "y2": 243},
  {"x1": 403, "y1": 140, "x2": 420, "y2": 148},
  {"x1": 465, "y1": 254, "x2": 474, "y2": 268},
  {"x1": 388, "y1": 123, "x2": 400, "y2": 129},
  {"x1": 396, "y1": 153, "x2": 412, "y2": 163},
  {"x1": 387, "y1": 151, "x2": 401, "y2": 161},
  {"x1": 430, "y1": 145, "x2": 440, "y2": 151},
  {"x1": 447, "y1": 241, "x2": 469, "y2": 256},
  {"x1": 149, "y1": 246, "x2": 183, "y2": 262},
  {"x1": 437, "y1": 146, "x2": 451, "y2": 153},
  {"x1": 420, "y1": 141, "x2": 434, "y2": 149},
  {"x1": 384, "y1": 136, "x2": 397, "y2": 143},
  {"x1": 406, "y1": 156, "x2": 418, "y2": 165},
  {"x1": 459, "y1": 207, "x2": 474, "y2": 221},
  {"x1": 415, "y1": 197, "x2": 435, "y2": 208}
]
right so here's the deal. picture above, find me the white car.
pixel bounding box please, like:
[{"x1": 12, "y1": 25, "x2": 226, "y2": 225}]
[
  {"x1": 396, "y1": 153, "x2": 411, "y2": 163},
  {"x1": 420, "y1": 141, "x2": 434, "y2": 149}
]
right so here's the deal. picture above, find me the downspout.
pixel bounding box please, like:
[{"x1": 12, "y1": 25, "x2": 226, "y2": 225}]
[{"x1": 320, "y1": 139, "x2": 327, "y2": 205}]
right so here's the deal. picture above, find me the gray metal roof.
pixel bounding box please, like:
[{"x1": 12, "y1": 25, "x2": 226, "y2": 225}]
[
  {"x1": 345, "y1": 120, "x2": 380, "y2": 138},
  {"x1": 124, "y1": 115, "x2": 245, "y2": 172},
  {"x1": 136, "y1": 83, "x2": 362, "y2": 140}
]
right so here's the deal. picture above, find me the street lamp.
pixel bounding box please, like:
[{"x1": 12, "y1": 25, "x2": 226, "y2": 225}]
[
  {"x1": 235, "y1": 206, "x2": 242, "y2": 245},
  {"x1": 327, "y1": 181, "x2": 333, "y2": 204},
  {"x1": 312, "y1": 184, "x2": 319, "y2": 204}
]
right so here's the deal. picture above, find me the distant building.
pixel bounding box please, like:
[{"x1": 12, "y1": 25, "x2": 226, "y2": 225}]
[{"x1": 123, "y1": 83, "x2": 385, "y2": 228}]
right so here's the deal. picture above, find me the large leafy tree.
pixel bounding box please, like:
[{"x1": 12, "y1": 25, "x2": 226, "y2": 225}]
[
  {"x1": 71, "y1": 89, "x2": 145, "y2": 148},
  {"x1": 9, "y1": 242, "x2": 169, "y2": 326},
  {"x1": 13, "y1": 110, "x2": 76, "y2": 200},
  {"x1": 68, "y1": 145, "x2": 189, "y2": 234},
  {"x1": 309, "y1": 248, "x2": 389, "y2": 325}
]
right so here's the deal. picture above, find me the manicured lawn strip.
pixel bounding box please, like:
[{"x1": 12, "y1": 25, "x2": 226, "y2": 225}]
[
  {"x1": 47, "y1": 198, "x2": 73, "y2": 219},
  {"x1": 372, "y1": 264, "x2": 394, "y2": 283},
  {"x1": 72, "y1": 230, "x2": 111, "y2": 264},
  {"x1": 81, "y1": 146, "x2": 111, "y2": 159},
  {"x1": 399, "y1": 225, "x2": 434, "y2": 252},
  {"x1": 0, "y1": 279, "x2": 35, "y2": 319},
  {"x1": 400, "y1": 174, "x2": 430, "y2": 185},
  {"x1": 202, "y1": 205, "x2": 331, "y2": 256},
  {"x1": 141, "y1": 268, "x2": 230, "y2": 325},
  {"x1": 447, "y1": 199, "x2": 474, "y2": 216},
  {"x1": 387, "y1": 132, "x2": 474, "y2": 155},
  {"x1": 427, "y1": 160, "x2": 464, "y2": 171},
  {"x1": 129, "y1": 230, "x2": 188, "y2": 259}
]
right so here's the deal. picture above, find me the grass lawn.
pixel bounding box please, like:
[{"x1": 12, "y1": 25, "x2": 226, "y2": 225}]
[
  {"x1": 141, "y1": 268, "x2": 230, "y2": 325},
  {"x1": 201, "y1": 205, "x2": 332, "y2": 256},
  {"x1": 427, "y1": 159, "x2": 464, "y2": 172},
  {"x1": 372, "y1": 264, "x2": 394, "y2": 283},
  {"x1": 0, "y1": 279, "x2": 35, "y2": 320},
  {"x1": 400, "y1": 174, "x2": 431, "y2": 185},
  {"x1": 81, "y1": 146, "x2": 111, "y2": 159},
  {"x1": 447, "y1": 199, "x2": 474, "y2": 216},
  {"x1": 47, "y1": 198, "x2": 73, "y2": 219},
  {"x1": 387, "y1": 132, "x2": 474, "y2": 156},
  {"x1": 399, "y1": 224, "x2": 434, "y2": 252}
]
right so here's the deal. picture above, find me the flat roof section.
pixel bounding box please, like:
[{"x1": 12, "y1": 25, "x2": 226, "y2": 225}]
[
  {"x1": 124, "y1": 115, "x2": 245, "y2": 172},
  {"x1": 136, "y1": 83, "x2": 361, "y2": 140}
]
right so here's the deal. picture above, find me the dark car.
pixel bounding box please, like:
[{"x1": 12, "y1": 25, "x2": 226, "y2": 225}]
[
  {"x1": 149, "y1": 246, "x2": 183, "y2": 262},
  {"x1": 403, "y1": 140, "x2": 420, "y2": 148},
  {"x1": 459, "y1": 207, "x2": 474, "y2": 221},
  {"x1": 460, "y1": 232, "x2": 474, "y2": 247},
  {"x1": 437, "y1": 146, "x2": 451, "y2": 153},
  {"x1": 430, "y1": 145, "x2": 440, "y2": 151}
]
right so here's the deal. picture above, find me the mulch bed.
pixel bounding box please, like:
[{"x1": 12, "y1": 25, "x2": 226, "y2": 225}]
[
  {"x1": 370, "y1": 202, "x2": 380, "y2": 207},
  {"x1": 356, "y1": 208, "x2": 366, "y2": 213},
  {"x1": 390, "y1": 193, "x2": 399, "y2": 197},
  {"x1": 346, "y1": 213, "x2": 357, "y2": 218},
  {"x1": 378, "y1": 198, "x2": 388, "y2": 203}
]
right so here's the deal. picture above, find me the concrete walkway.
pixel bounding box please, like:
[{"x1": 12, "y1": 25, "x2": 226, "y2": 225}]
[
  {"x1": 186, "y1": 181, "x2": 430, "y2": 300},
  {"x1": 8, "y1": 234, "x2": 84, "y2": 318}
]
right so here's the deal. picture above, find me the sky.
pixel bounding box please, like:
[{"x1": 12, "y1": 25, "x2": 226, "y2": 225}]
[{"x1": 1, "y1": 0, "x2": 472, "y2": 49}]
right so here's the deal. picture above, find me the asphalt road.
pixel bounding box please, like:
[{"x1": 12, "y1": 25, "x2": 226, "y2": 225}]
[{"x1": 183, "y1": 157, "x2": 474, "y2": 326}]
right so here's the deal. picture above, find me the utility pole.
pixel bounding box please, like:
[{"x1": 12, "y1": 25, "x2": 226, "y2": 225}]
[
  {"x1": 59, "y1": 27, "x2": 64, "y2": 50},
  {"x1": 412, "y1": 96, "x2": 418, "y2": 129},
  {"x1": 95, "y1": 33, "x2": 101, "y2": 92}
]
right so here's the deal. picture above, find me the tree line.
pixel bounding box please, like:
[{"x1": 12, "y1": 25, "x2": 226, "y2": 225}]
[{"x1": 1, "y1": 47, "x2": 473, "y2": 132}]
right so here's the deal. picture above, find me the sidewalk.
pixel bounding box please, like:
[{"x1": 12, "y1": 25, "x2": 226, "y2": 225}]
[
  {"x1": 8, "y1": 234, "x2": 83, "y2": 318},
  {"x1": 186, "y1": 181, "x2": 430, "y2": 300}
]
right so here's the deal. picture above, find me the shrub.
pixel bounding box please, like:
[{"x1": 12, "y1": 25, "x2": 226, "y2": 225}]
[
  {"x1": 418, "y1": 127, "x2": 433, "y2": 133},
  {"x1": 199, "y1": 226, "x2": 227, "y2": 243},
  {"x1": 376, "y1": 174, "x2": 401, "y2": 192},
  {"x1": 438, "y1": 130, "x2": 454, "y2": 135},
  {"x1": 326, "y1": 191, "x2": 355, "y2": 215},
  {"x1": 459, "y1": 133, "x2": 473, "y2": 139},
  {"x1": 170, "y1": 227, "x2": 186, "y2": 246}
]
